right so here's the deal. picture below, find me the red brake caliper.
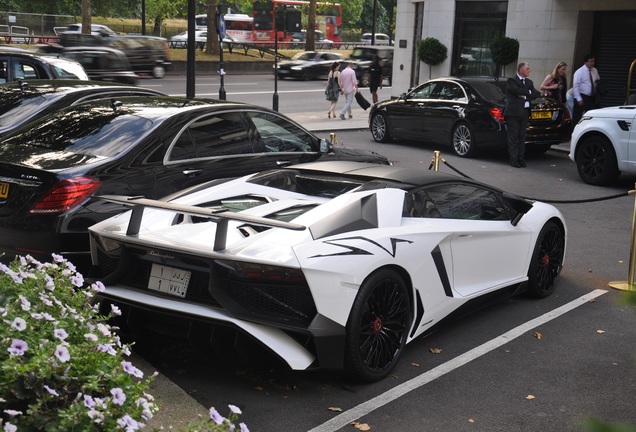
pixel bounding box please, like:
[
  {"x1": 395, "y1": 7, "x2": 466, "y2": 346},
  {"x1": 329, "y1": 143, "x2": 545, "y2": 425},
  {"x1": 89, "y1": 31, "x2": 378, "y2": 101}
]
[
  {"x1": 541, "y1": 252, "x2": 550, "y2": 267},
  {"x1": 372, "y1": 316, "x2": 383, "y2": 333}
]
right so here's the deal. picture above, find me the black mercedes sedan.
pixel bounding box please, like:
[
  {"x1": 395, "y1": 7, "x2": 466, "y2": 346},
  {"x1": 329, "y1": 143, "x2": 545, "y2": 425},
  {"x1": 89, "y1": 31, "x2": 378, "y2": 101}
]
[
  {"x1": 0, "y1": 96, "x2": 388, "y2": 270},
  {"x1": 275, "y1": 51, "x2": 344, "y2": 80},
  {"x1": 0, "y1": 80, "x2": 165, "y2": 140},
  {"x1": 369, "y1": 77, "x2": 571, "y2": 157}
]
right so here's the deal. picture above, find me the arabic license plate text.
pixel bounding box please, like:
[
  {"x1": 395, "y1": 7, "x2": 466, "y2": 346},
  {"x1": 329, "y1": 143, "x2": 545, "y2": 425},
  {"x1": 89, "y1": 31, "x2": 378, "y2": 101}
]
[{"x1": 148, "y1": 264, "x2": 191, "y2": 298}]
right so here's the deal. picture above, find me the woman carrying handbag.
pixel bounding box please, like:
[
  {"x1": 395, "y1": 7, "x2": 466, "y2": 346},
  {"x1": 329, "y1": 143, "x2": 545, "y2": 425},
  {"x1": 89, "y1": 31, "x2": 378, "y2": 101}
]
[{"x1": 325, "y1": 62, "x2": 341, "y2": 118}]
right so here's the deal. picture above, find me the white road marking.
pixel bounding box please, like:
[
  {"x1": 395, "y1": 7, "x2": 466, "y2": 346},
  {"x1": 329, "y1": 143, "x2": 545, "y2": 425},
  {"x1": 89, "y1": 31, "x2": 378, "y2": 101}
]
[{"x1": 308, "y1": 289, "x2": 609, "y2": 432}]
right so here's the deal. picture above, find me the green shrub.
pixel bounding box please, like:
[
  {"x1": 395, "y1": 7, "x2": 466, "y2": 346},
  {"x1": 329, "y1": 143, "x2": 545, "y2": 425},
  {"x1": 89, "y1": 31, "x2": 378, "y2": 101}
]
[{"x1": 0, "y1": 255, "x2": 158, "y2": 431}]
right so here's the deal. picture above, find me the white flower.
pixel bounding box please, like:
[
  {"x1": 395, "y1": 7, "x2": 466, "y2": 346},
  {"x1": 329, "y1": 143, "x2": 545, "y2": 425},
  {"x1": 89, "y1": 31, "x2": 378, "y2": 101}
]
[
  {"x1": 4, "y1": 423, "x2": 17, "y2": 432},
  {"x1": 71, "y1": 273, "x2": 84, "y2": 287},
  {"x1": 110, "y1": 304, "x2": 122, "y2": 316},
  {"x1": 18, "y1": 295, "x2": 30, "y2": 311},
  {"x1": 3, "y1": 409, "x2": 22, "y2": 417},
  {"x1": 10, "y1": 317, "x2": 26, "y2": 331},
  {"x1": 229, "y1": 404, "x2": 242, "y2": 415},
  {"x1": 43, "y1": 385, "x2": 59, "y2": 396},
  {"x1": 54, "y1": 328, "x2": 69, "y2": 340},
  {"x1": 54, "y1": 344, "x2": 70, "y2": 362},
  {"x1": 122, "y1": 361, "x2": 144, "y2": 378},
  {"x1": 84, "y1": 333, "x2": 98, "y2": 342}
]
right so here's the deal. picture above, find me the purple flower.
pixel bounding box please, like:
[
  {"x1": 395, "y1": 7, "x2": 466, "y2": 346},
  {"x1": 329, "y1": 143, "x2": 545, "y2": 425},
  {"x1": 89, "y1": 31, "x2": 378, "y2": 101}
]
[
  {"x1": 83, "y1": 394, "x2": 96, "y2": 408},
  {"x1": 8, "y1": 339, "x2": 28, "y2": 356},
  {"x1": 3, "y1": 409, "x2": 22, "y2": 418},
  {"x1": 54, "y1": 344, "x2": 70, "y2": 362},
  {"x1": 122, "y1": 361, "x2": 143, "y2": 378},
  {"x1": 52, "y1": 253, "x2": 64, "y2": 263},
  {"x1": 71, "y1": 273, "x2": 84, "y2": 287},
  {"x1": 91, "y1": 281, "x2": 105, "y2": 292},
  {"x1": 97, "y1": 343, "x2": 117, "y2": 356},
  {"x1": 117, "y1": 414, "x2": 140, "y2": 431},
  {"x1": 239, "y1": 423, "x2": 250, "y2": 432},
  {"x1": 111, "y1": 387, "x2": 126, "y2": 406},
  {"x1": 10, "y1": 317, "x2": 26, "y2": 331},
  {"x1": 110, "y1": 304, "x2": 122, "y2": 316},
  {"x1": 54, "y1": 329, "x2": 68, "y2": 340},
  {"x1": 209, "y1": 408, "x2": 226, "y2": 425},
  {"x1": 84, "y1": 333, "x2": 98, "y2": 342},
  {"x1": 43, "y1": 385, "x2": 59, "y2": 396},
  {"x1": 4, "y1": 422, "x2": 17, "y2": 432},
  {"x1": 18, "y1": 295, "x2": 30, "y2": 311}
]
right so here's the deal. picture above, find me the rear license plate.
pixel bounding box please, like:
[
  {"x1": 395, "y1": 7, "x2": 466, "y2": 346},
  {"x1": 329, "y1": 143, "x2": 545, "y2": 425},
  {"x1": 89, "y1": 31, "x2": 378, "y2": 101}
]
[
  {"x1": 532, "y1": 111, "x2": 552, "y2": 120},
  {"x1": 148, "y1": 264, "x2": 191, "y2": 298},
  {"x1": 0, "y1": 181, "x2": 9, "y2": 199}
]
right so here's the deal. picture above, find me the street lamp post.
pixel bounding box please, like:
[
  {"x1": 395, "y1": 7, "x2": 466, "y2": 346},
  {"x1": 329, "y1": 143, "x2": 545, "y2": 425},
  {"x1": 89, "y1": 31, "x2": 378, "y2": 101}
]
[
  {"x1": 217, "y1": 6, "x2": 226, "y2": 100},
  {"x1": 273, "y1": 5, "x2": 279, "y2": 112}
]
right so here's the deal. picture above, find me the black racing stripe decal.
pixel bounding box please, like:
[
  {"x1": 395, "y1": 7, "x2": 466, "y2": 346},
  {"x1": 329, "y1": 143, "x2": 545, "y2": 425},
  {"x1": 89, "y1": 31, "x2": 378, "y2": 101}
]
[
  {"x1": 309, "y1": 236, "x2": 413, "y2": 258},
  {"x1": 410, "y1": 289, "x2": 425, "y2": 338},
  {"x1": 431, "y1": 245, "x2": 453, "y2": 297}
]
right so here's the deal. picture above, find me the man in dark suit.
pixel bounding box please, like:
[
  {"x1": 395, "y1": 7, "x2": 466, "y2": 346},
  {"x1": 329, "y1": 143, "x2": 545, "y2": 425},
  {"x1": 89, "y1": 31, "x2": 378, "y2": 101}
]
[{"x1": 504, "y1": 62, "x2": 540, "y2": 167}]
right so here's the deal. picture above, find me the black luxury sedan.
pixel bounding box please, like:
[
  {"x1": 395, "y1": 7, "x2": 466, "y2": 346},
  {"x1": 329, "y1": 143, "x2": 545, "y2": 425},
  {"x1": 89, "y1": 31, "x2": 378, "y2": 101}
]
[
  {"x1": 369, "y1": 77, "x2": 572, "y2": 157},
  {"x1": 0, "y1": 96, "x2": 389, "y2": 270},
  {"x1": 275, "y1": 51, "x2": 345, "y2": 80},
  {"x1": 0, "y1": 80, "x2": 166, "y2": 139}
]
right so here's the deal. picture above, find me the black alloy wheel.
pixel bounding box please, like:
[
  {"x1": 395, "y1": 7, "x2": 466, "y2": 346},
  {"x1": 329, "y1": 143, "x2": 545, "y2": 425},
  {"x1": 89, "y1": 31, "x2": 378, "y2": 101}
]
[
  {"x1": 370, "y1": 112, "x2": 392, "y2": 143},
  {"x1": 576, "y1": 135, "x2": 620, "y2": 186},
  {"x1": 527, "y1": 220, "x2": 565, "y2": 298},
  {"x1": 345, "y1": 269, "x2": 411, "y2": 382}
]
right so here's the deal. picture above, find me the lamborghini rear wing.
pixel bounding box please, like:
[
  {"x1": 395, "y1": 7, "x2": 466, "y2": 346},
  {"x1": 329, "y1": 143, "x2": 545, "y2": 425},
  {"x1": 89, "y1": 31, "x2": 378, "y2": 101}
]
[{"x1": 94, "y1": 195, "x2": 306, "y2": 251}]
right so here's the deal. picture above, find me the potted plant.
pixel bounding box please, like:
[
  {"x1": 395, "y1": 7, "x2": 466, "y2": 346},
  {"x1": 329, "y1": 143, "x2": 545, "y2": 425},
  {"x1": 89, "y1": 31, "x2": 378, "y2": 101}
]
[{"x1": 417, "y1": 37, "x2": 448, "y2": 79}]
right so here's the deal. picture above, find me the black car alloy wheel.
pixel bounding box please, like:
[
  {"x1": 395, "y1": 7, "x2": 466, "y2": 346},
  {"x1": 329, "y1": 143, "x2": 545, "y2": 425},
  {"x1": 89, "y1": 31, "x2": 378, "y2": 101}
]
[
  {"x1": 576, "y1": 135, "x2": 620, "y2": 186},
  {"x1": 526, "y1": 220, "x2": 565, "y2": 298},
  {"x1": 345, "y1": 269, "x2": 411, "y2": 382}
]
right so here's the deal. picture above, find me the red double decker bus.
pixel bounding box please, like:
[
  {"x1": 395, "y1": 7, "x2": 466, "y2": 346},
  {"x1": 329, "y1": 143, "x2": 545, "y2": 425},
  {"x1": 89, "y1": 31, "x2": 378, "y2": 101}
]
[{"x1": 252, "y1": 0, "x2": 342, "y2": 44}]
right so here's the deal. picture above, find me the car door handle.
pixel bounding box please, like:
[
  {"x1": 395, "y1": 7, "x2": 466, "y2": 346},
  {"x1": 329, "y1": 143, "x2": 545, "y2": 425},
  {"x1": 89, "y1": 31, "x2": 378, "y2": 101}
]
[
  {"x1": 276, "y1": 160, "x2": 292, "y2": 166},
  {"x1": 456, "y1": 234, "x2": 472, "y2": 238},
  {"x1": 183, "y1": 169, "x2": 202, "y2": 177}
]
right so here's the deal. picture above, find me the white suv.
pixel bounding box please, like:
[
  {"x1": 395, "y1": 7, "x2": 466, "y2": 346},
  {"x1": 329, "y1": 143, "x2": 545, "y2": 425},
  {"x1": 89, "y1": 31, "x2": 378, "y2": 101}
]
[{"x1": 569, "y1": 105, "x2": 636, "y2": 185}]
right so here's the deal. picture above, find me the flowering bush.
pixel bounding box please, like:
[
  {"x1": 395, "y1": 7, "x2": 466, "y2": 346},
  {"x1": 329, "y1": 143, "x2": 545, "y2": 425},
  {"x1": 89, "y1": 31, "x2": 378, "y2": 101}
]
[
  {"x1": 183, "y1": 405, "x2": 250, "y2": 432},
  {"x1": 0, "y1": 254, "x2": 157, "y2": 431}
]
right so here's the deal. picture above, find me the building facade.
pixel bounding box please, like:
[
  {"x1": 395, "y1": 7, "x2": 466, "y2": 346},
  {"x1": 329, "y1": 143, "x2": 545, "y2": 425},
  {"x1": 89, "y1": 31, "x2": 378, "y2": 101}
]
[{"x1": 392, "y1": 0, "x2": 636, "y2": 107}]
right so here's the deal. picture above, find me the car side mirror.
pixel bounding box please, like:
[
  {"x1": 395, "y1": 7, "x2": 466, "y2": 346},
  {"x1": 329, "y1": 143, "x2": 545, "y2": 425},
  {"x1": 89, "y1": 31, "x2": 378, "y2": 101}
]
[
  {"x1": 320, "y1": 138, "x2": 331, "y2": 153},
  {"x1": 399, "y1": 92, "x2": 407, "y2": 100}
]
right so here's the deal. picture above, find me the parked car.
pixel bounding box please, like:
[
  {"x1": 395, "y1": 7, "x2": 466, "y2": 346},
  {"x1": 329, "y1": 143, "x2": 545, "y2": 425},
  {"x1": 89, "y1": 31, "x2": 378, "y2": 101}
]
[
  {"x1": 348, "y1": 45, "x2": 393, "y2": 87},
  {"x1": 290, "y1": 30, "x2": 333, "y2": 48},
  {"x1": 0, "y1": 80, "x2": 166, "y2": 140},
  {"x1": 0, "y1": 96, "x2": 389, "y2": 270},
  {"x1": 63, "y1": 23, "x2": 117, "y2": 37},
  {"x1": 360, "y1": 32, "x2": 392, "y2": 45},
  {"x1": 275, "y1": 51, "x2": 345, "y2": 80},
  {"x1": 58, "y1": 46, "x2": 139, "y2": 84},
  {"x1": 0, "y1": 49, "x2": 89, "y2": 82},
  {"x1": 169, "y1": 31, "x2": 208, "y2": 48},
  {"x1": 88, "y1": 161, "x2": 566, "y2": 382},
  {"x1": 369, "y1": 77, "x2": 572, "y2": 157},
  {"x1": 569, "y1": 105, "x2": 636, "y2": 185},
  {"x1": 55, "y1": 34, "x2": 172, "y2": 79}
]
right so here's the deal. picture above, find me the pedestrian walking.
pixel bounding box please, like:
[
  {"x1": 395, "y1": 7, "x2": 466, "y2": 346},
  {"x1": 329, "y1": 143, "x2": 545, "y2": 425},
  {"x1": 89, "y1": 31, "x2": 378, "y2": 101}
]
[
  {"x1": 572, "y1": 54, "x2": 600, "y2": 125},
  {"x1": 338, "y1": 62, "x2": 358, "y2": 120},
  {"x1": 325, "y1": 62, "x2": 341, "y2": 119},
  {"x1": 369, "y1": 55, "x2": 383, "y2": 104}
]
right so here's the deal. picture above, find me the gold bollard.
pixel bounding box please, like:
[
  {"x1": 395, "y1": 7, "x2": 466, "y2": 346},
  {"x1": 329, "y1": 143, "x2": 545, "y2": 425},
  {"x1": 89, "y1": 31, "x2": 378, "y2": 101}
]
[
  {"x1": 432, "y1": 151, "x2": 441, "y2": 172},
  {"x1": 609, "y1": 184, "x2": 636, "y2": 291},
  {"x1": 330, "y1": 133, "x2": 337, "y2": 146}
]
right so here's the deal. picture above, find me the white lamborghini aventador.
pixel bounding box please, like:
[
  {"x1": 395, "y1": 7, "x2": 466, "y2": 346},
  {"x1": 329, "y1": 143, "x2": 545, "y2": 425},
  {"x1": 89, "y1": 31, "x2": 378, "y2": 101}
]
[{"x1": 88, "y1": 161, "x2": 567, "y2": 382}]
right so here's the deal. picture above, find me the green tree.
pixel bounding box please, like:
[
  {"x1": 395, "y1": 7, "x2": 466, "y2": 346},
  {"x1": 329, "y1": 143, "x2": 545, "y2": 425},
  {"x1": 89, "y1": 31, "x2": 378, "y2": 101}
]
[
  {"x1": 490, "y1": 33, "x2": 519, "y2": 77},
  {"x1": 417, "y1": 37, "x2": 448, "y2": 78},
  {"x1": 359, "y1": 0, "x2": 388, "y2": 34}
]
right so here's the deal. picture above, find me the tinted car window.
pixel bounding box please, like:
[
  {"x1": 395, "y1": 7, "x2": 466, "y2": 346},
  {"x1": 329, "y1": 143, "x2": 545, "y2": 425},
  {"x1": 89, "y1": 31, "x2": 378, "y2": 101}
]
[
  {"x1": 169, "y1": 112, "x2": 253, "y2": 160},
  {"x1": 4, "y1": 105, "x2": 153, "y2": 157},
  {"x1": 439, "y1": 82, "x2": 467, "y2": 102},
  {"x1": 247, "y1": 112, "x2": 314, "y2": 153},
  {"x1": 468, "y1": 80, "x2": 506, "y2": 103},
  {"x1": 423, "y1": 184, "x2": 508, "y2": 220},
  {"x1": 410, "y1": 82, "x2": 442, "y2": 99}
]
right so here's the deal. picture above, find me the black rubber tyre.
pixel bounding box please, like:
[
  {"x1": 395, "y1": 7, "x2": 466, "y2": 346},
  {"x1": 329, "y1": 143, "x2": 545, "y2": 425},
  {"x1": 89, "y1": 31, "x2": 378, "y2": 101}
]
[
  {"x1": 152, "y1": 65, "x2": 166, "y2": 79},
  {"x1": 345, "y1": 269, "x2": 411, "y2": 382},
  {"x1": 575, "y1": 135, "x2": 620, "y2": 186},
  {"x1": 451, "y1": 122, "x2": 477, "y2": 157},
  {"x1": 370, "y1": 112, "x2": 392, "y2": 143},
  {"x1": 526, "y1": 221, "x2": 565, "y2": 298}
]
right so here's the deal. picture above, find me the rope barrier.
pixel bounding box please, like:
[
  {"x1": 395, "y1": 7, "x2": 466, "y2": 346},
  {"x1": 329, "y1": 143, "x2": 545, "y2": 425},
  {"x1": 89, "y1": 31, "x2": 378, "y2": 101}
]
[{"x1": 428, "y1": 152, "x2": 632, "y2": 204}]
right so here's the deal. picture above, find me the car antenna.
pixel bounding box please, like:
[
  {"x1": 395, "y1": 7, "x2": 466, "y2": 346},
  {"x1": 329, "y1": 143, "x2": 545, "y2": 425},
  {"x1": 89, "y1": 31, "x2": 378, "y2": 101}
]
[
  {"x1": 17, "y1": 80, "x2": 29, "y2": 90},
  {"x1": 110, "y1": 98, "x2": 123, "y2": 111}
]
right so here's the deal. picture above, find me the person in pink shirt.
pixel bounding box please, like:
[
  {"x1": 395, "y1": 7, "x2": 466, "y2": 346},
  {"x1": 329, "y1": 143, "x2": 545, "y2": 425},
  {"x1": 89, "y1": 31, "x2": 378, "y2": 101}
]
[{"x1": 338, "y1": 62, "x2": 358, "y2": 120}]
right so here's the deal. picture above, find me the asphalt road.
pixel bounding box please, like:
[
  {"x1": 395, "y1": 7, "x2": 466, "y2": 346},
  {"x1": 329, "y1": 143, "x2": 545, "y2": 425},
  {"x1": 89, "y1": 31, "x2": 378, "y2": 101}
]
[{"x1": 135, "y1": 76, "x2": 636, "y2": 431}]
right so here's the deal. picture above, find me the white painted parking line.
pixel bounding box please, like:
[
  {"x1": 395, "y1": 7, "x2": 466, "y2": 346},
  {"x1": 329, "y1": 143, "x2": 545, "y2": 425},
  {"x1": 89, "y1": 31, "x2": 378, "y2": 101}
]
[{"x1": 308, "y1": 289, "x2": 609, "y2": 432}]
